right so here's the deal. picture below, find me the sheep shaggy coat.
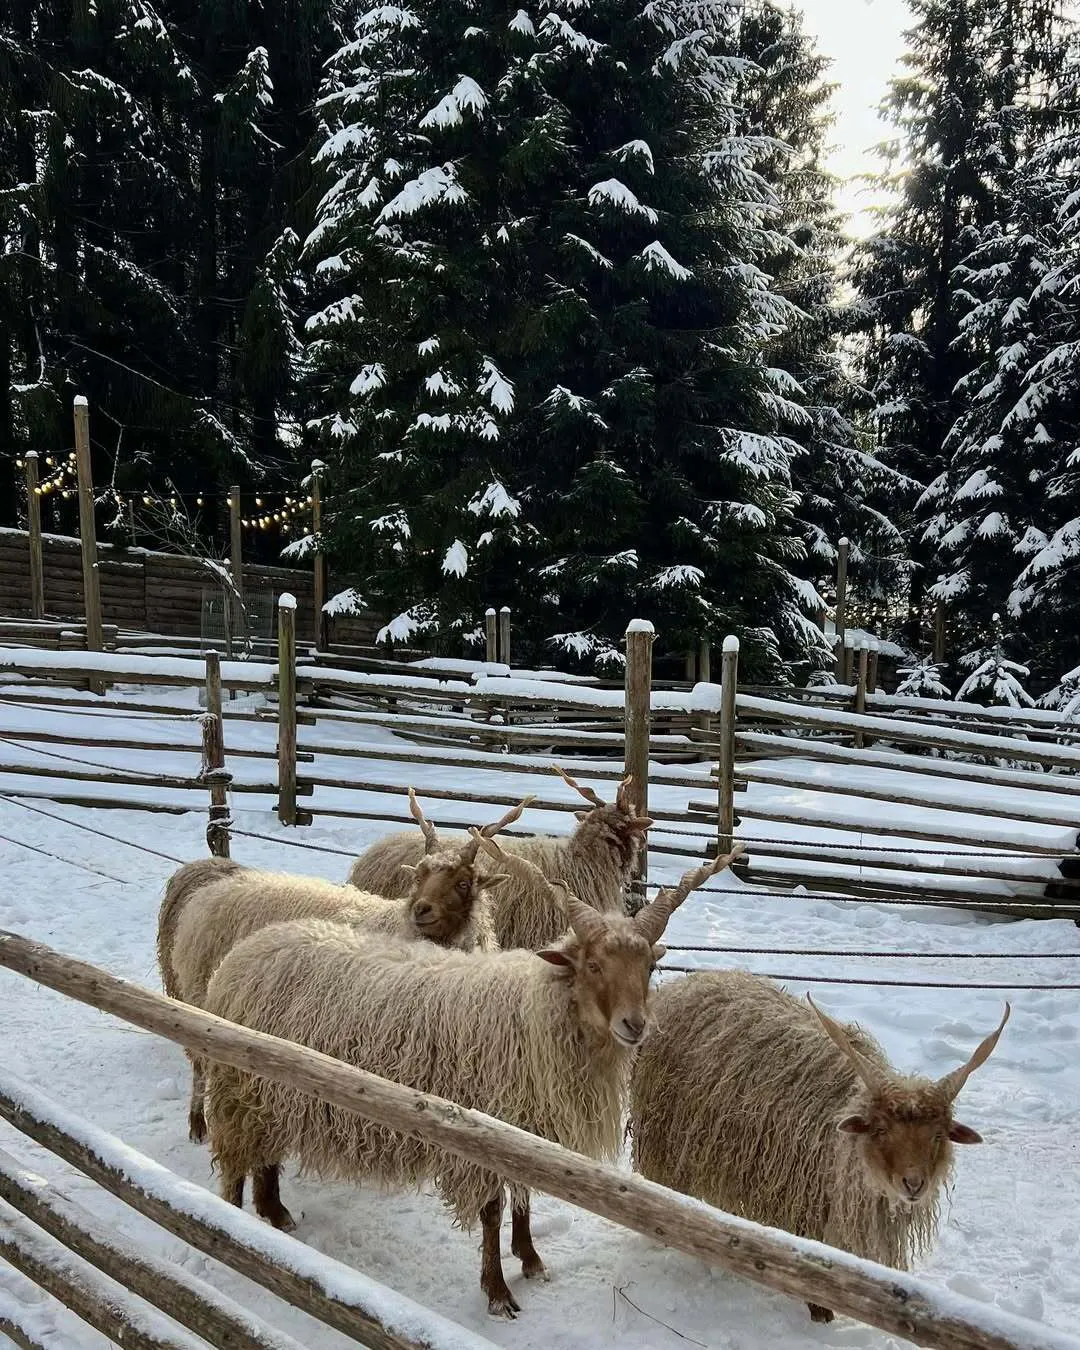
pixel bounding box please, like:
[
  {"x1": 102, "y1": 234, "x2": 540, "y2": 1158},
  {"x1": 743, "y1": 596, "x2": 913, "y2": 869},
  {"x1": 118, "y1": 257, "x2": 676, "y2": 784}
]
[
  {"x1": 629, "y1": 970, "x2": 938, "y2": 1269},
  {"x1": 157, "y1": 856, "x2": 495, "y2": 1013},
  {"x1": 203, "y1": 918, "x2": 633, "y2": 1228},
  {"x1": 347, "y1": 810, "x2": 638, "y2": 950}
]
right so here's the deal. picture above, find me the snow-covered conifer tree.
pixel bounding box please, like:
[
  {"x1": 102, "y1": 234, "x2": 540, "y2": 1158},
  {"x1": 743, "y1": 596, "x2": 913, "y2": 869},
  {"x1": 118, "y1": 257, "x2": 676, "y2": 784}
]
[{"x1": 306, "y1": 0, "x2": 831, "y2": 675}]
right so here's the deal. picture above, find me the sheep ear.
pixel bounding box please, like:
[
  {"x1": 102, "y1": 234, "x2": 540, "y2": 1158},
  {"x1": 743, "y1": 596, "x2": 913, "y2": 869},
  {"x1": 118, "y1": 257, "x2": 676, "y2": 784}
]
[
  {"x1": 482, "y1": 873, "x2": 511, "y2": 891},
  {"x1": 837, "y1": 1115, "x2": 870, "y2": 1134},
  {"x1": 651, "y1": 943, "x2": 667, "y2": 962},
  {"x1": 536, "y1": 949, "x2": 574, "y2": 968},
  {"x1": 948, "y1": 1121, "x2": 983, "y2": 1145}
]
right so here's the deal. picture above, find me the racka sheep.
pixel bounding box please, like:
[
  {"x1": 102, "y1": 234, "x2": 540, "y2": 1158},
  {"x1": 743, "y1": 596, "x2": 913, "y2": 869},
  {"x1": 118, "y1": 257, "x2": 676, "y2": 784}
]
[
  {"x1": 628, "y1": 969, "x2": 1009, "y2": 1323},
  {"x1": 347, "y1": 766, "x2": 653, "y2": 948},
  {"x1": 157, "y1": 794, "x2": 524, "y2": 1141},
  {"x1": 202, "y1": 848, "x2": 743, "y2": 1318}
]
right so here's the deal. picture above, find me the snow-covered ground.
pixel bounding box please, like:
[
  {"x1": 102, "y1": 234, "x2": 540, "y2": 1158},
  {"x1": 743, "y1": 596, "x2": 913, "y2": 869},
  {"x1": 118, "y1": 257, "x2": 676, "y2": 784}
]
[{"x1": 0, "y1": 681, "x2": 1078, "y2": 1349}]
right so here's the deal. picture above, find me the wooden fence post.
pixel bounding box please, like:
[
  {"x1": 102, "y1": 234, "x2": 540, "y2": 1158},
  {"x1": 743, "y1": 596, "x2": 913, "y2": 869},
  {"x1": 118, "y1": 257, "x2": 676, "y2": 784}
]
[
  {"x1": 23, "y1": 453, "x2": 45, "y2": 620},
  {"x1": 934, "y1": 602, "x2": 946, "y2": 666},
  {"x1": 498, "y1": 607, "x2": 511, "y2": 666},
  {"x1": 684, "y1": 650, "x2": 697, "y2": 682},
  {"x1": 854, "y1": 640, "x2": 869, "y2": 750},
  {"x1": 833, "y1": 537, "x2": 849, "y2": 679},
  {"x1": 73, "y1": 398, "x2": 104, "y2": 692},
  {"x1": 624, "y1": 619, "x2": 654, "y2": 910},
  {"x1": 698, "y1": 640, "x2": 711, "y2": 684},
  {"x1": 716, "y1": 635, "x2": 739, "y2": 854},
  {"x1": 311, "y1": 462, "x2": 327, "y2": 650},
  {"x1": 868, "y1": 638, "x2": 880, "y2": 694},
  {"x1": 202, "y1": 652, "x2": 231, "y2": 857},
  {"x1": 277, "y1": 594, "x2": 297, "y2": 826},
  {"x1": 485, "y1": 608, "x2": 497, "y2": 663}
]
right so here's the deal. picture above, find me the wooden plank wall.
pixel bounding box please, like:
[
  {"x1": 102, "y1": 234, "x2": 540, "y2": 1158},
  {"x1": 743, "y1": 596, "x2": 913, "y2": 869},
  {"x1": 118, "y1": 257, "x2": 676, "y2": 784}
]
[{"x1": 0, "y1": 528, "x2": 378, "y2": 646}]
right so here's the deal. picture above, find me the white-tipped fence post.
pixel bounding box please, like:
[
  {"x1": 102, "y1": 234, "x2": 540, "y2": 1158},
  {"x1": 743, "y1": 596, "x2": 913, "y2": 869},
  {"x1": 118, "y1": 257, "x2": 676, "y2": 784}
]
[
  {"x1": 277, "y1": 594, "x2": 297, "y2": 826},
  {"x1": 843, "y1": 630, "x2": 855, "y2": 686},
  {"x1": 624, "y1": 619, "x2": 654, "y2": 910},
  {"x1": 202, "y1": 652, "x2": 231, "y2": 858},
  {"x1": 854, "y1": 640, "x2": 870, "y2": 749},
  {"x1": 498, "y1": 606, "x2": 511, "y2": 667},
  {"x1": 485, "y1": 608, "x2": 497, "y2": 663},
  {"x1": 833, "y1": 537, "x2": 849, "y2": 679},
  {"x1": 717, "y1": 635, "x2": 739, "y2": 855},
  {"x1": 24, "y1": 453, "x2": 45, "y2": 620},
  {"x1": 73, "y1": 397, "x2": 105, "y2": 692}
]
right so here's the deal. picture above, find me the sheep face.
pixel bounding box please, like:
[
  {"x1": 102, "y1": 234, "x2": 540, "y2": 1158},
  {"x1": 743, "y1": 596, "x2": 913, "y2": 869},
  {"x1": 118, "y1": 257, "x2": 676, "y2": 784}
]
[
  {"x1": 810, "y1": 997, "x2": 1010, "y2": 1210},
  {"x1": 574, "y1": 803, "x2": 654, "y2": 874},
  {"x1": 838, "y1": 1080, "x2": 975, "y2": 1207},
  {"x1": 405, "y1": 857, "x2": 504, "y2": 944},
  {"x1": 539, "y1": 920, "x2": 661, "y2": 1048}
]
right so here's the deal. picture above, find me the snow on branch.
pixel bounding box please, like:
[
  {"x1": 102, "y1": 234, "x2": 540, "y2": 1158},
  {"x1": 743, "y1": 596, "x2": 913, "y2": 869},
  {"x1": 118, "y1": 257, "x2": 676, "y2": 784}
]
[
  {"x1": 419, "y1": 76, "x2": 488, "y2": 129},
  {"x1": 636, "y1": 241, "x2": 692, "y2": 281},
  {"x1": 611, "y1": 140, "x2": 654, "y2": 174},
  {"x1": 587, "y1": 179, "x2": 658, "y2": 223},
  {"x1": 377, "y1": 164, "x2": 468, "y2": 221}
]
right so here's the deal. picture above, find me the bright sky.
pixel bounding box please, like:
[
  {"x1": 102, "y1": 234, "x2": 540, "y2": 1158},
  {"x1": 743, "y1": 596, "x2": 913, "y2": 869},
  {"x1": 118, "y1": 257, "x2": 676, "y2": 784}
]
[{"x1": 797, "y1": 0, "x2": 913, "y2": 236}]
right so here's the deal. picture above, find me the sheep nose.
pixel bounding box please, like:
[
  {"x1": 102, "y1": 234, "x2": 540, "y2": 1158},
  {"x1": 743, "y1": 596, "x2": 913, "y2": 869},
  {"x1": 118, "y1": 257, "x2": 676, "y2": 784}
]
[
  {"x1": 902, "y1": 1175, "x2": 925, "y2": 1199},
  {"x1": 620, "y1": 1016, "x2": 645, "y2": 1043},
  {"x1": 414, "y1": 903, "x2": 432, "y2": 920}
]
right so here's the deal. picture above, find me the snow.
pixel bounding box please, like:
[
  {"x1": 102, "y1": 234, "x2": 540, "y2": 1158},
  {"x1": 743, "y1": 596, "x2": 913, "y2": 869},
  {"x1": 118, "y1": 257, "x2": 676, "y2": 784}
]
[
  {"x1": 723, "y1": 634, "x2": 740, "y2": 653},
  {"x1": 278, "y1": 593, "x2": 297, "y2": 611},
  {"x1": 468, "y1": 481, "x2": 521, "y2": 519},
  {"x1": 625, "y1": 619, "x2": 655, "y2": 634},
  {"x1": 611, "y1": 140, "x2": 654, "y2": 173},
  {"x1": 586, "y1": 180, "x2": 658, "y2": 223},
  {"x1": 637, "y1": 241, "x2": 692, "y2": 281},
  {"x1": 377, "y1": 165, "x2": 468, "y2": 222},
  {"x1": 1, "y1": 683, "x2": 1080, "y2": 1349},
  {"x1": 442, "y1": 540, "x2": 469, "y2": 577}
]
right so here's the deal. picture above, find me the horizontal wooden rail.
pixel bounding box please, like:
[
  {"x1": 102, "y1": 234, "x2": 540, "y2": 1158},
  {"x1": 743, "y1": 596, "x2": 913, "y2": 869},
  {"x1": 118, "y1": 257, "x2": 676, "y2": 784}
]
[
  {"x1": 720, "y1": 763, "x2": 1080, "y2": 831},
  {"x1": 0, "y1": 1198, "x2": 206, "y2": 1350},
  {"x1": 0, "y1": 1077, "x2": 498, "y2": 1350},
  {"x1": 736, "y1": 693, "x2": 1080, "y2": 773},
  {"x1": 0, "y1": 1145, "x2": 305, "y2": 1350},
  {"x1": 726, "y1": 730, "x2": 1080, "y2": 800},
  {"x1": 0, "y1": 931, "x2": 1073, "y2": 1350}
]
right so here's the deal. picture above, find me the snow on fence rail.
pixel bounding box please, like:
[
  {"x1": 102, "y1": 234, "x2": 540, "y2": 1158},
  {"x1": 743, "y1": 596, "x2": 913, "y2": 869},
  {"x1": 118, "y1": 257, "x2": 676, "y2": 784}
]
[{"x1": 0, "y1": 928, "x2": 1076, "y2": 1350}]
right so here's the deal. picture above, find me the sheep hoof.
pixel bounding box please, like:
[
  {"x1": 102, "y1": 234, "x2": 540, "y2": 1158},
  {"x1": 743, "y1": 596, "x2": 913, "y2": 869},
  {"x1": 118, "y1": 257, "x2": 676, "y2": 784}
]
[
  {"x1": 808, "y1": 1304, "x2": 834, "y2": 1324},
  {"x1": 260, "y1": 1204, "x2": 297, "y2": 1233},
  {"x1": 484, "y1": 1283, "x2": 521, "y2": 1319},
  {"x1": 188, "y1": 1112, "x2": 207, "y2": 1144},
  {"x1": 520, "y1": 1253, "x2": 548, "y2": 1281}
]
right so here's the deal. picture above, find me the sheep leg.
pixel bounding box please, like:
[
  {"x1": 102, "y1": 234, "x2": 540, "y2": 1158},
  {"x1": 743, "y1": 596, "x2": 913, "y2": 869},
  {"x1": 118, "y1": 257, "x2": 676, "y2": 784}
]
[
  {"x1": 510, "y1": 1195, "x2": 548, "y2": 1281},
  {"x1": 479, "y1": 1192, "x2": 520, "y2": 1318},
  {"x1": 221, "y1": 1171, "x2": 245, "y2": 1209},
  {"x1": 808, "y1": 1303, "x2": 834, "y2": 1323},
  {"x1": 187, "y1": 1055, "x2": 207, "y2": 1143},
  {"x1": 252, "y1": 1163, "x2": 296, "y2": 1232}
]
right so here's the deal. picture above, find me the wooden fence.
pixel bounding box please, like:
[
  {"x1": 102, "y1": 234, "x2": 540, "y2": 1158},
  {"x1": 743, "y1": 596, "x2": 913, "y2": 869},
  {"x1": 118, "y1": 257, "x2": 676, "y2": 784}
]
[
  {"x1": 0, "y1": 527, "x2": 379, "y2": 648},
  {"x1": 0, "y1": 621, "x2": 1077, "y2": 914},
  {"x1": 0, "y1": 928, "x2": 1074, "y2": 1350}
]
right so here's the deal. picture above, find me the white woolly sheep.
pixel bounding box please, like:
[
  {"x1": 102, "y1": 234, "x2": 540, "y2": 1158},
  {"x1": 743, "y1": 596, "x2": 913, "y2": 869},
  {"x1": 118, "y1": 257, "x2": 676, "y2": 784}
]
[
  {"x1": 628, "y1": 970, "x2": 1010, "y2": 1323},
  {"x1": 347, "y1": 765, "x2": 654, "y2": 949},
  {"x1": 202, "y1": 848, "x2": 742, "y2": 1318},
  {"x1": 157, "y1": 794, "x2": 524, "y2": 1142}
]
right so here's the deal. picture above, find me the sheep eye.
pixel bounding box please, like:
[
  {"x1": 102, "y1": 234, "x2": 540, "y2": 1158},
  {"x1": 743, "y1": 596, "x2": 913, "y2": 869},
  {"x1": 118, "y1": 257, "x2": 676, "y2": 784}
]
[
  {"x1": 587, "y1": 960, "x2": 601, "y2": 975},
  {"x1": 457, "y1": 879, "x2": 470, "y2": 893}
]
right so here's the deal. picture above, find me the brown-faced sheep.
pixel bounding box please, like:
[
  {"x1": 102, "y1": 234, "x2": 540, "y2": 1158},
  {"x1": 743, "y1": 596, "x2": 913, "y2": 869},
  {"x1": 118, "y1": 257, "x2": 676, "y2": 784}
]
[
  {"x1": 347, "y1": 766, "x2": 654, "y2": 949},
  {"x1": 202, "y1": 849, "x2": 742, "y2": 1319},
  {"x1": 157, "y1": 795, "x2": 524, "y2": 1142},
  {"x1": 628, "y1": 970, "x2": 1009, "y2": 1323}
]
